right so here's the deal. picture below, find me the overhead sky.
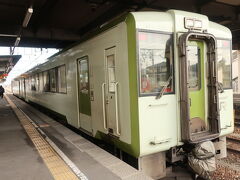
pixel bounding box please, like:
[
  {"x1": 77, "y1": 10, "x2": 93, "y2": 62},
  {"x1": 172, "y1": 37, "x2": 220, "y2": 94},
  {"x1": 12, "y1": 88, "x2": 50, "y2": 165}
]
[{"x1": 0, "y1": 47, "x2": 60, "y2": 85}]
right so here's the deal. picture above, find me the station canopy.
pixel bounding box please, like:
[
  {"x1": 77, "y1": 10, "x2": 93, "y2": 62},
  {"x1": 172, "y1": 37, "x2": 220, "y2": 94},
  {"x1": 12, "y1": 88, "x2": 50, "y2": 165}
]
[
  {"x1": 0, "y1": 0, "x2": 239, "y2": 49},
  {"x1": 0, "y1": 55, "x2": 21, "y2": 82}
]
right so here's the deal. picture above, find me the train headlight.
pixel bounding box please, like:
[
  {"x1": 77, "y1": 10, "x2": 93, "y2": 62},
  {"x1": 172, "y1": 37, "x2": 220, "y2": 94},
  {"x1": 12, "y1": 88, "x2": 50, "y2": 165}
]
[
  {"x1": 194, "y1": 20, "x2": 202, "y2": 29},
  {"x1": 184, "y1": 18, "x2": 202, "y2": 30},
  {"x1": 185, "y1": 18, "x2": 194, "y2": 28}
]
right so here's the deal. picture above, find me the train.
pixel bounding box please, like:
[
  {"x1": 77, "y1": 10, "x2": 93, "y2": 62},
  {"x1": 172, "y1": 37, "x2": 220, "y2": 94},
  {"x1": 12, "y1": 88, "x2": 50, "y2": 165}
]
[{"x1": 12, "y1": 10, "x2": 234, "y2": 179}]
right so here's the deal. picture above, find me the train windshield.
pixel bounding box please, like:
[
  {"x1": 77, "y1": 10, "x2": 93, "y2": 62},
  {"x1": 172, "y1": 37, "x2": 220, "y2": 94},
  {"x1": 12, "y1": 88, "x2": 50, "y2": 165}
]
[
  {"x1": 138, "y1": 31, "x2": 173, "y2": 95},
  {"x1": 217, "y1": 40, "x2": 232, "y2": 89}
]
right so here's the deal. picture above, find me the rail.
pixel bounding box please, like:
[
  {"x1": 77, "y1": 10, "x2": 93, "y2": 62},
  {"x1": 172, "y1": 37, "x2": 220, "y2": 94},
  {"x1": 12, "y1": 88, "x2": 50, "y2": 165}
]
[{"x1": 227, "y1": 136, "x2": 240, "y2": 154}]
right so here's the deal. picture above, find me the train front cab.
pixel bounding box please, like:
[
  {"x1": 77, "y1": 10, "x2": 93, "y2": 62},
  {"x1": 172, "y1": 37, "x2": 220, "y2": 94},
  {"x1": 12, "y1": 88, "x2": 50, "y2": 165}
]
[
  {"x1": 134, "y1": 10, "x2": 233, "y2": 178},
  {"x1": 177, "y1": 18, "x2": 233, "y2": 178},
  {"x1": 10, "y1": 10, "x2": 233, "y2": 179}
]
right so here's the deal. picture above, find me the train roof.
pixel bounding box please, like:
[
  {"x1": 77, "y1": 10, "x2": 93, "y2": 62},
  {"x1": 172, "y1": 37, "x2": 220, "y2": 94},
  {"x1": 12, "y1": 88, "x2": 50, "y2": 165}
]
[
  {"x1": 16, "y1": 10, "x2": 232, "y2": 78},
  {"x1": 131, "y1": 10, "x2": 231, "y2": 38},
  {"x1": 43, "y1": 10, "x2": 232, "y2": 60}
]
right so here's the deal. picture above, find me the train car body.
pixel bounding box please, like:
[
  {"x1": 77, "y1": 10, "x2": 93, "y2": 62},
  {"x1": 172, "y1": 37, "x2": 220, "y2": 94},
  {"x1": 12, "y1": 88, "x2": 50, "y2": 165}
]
[{"x1": 12, "y1": 10, "x2": 233, "y2": 179}]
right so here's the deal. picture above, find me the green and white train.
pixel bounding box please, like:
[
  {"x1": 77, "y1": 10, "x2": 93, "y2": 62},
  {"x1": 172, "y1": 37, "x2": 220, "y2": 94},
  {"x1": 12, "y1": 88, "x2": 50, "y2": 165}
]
[{"x1": 12, "y1": 10, "x2": 233, "y2": 179}]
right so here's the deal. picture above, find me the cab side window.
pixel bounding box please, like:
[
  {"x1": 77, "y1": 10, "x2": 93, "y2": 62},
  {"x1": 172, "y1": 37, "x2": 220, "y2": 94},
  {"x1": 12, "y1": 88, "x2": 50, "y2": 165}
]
[
  {"x1": 217, "y1": 40, "x2": 232, "y2": 89},
  {"x1": 138, "y1": 31, "x2": 173, "y2": 95}
]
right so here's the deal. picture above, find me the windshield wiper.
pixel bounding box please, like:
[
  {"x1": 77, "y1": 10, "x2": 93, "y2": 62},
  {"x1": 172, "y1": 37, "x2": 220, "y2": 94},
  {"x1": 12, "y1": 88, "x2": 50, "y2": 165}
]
[
  {"x1": 217, "y1": 81, "x2": 224, "y2": 93},
  {"x1": 156, "y1": 76, "x2": 172, "y2": 99}
]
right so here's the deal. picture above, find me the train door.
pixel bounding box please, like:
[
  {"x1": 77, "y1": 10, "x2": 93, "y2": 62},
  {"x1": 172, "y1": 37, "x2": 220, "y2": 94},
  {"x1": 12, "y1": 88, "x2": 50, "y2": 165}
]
[
  {"x1": 19, "y1": 79, "x2": 22, "y2": 96},
  {"x1": 179, "y1": 33, "x2": 220, "y2": 143},
  {"x1": 104, "y1": 47, "x2": 120, "y2": 136},
  {"x1": 187, "y1": 41, "x2": 208, "y2": 134},
  {"x1": 20, "y1": 79, "x2": 25, "y2": 98},
  {"x1": 20, "y1": 79, "x2": 23, "y2": 97},
  {"x1": 18, "y1": 80, "x2": 20, "y2": 95},
  {"x1": 23, "y1": 78, "x2": 26, "y2": 99},
  {"x1": 77, "y1": 57, "x2": 92, "y2": 133}
]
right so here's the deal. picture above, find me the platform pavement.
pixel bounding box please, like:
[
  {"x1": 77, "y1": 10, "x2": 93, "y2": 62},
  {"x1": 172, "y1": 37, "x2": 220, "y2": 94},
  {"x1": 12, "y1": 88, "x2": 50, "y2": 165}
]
[{"x1": 0, "y1": 96, "x2": 54, "y2": 180}]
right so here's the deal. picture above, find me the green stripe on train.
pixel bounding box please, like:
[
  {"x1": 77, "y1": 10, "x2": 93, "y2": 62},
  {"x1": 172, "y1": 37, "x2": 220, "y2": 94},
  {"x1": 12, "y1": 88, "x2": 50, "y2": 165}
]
[{"x1": 95, "y1": 14, "x2": 140, "y2": 158}]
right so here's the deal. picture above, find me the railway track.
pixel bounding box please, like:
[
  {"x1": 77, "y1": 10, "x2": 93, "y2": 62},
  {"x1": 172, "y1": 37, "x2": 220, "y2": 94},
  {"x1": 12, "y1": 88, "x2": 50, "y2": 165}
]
[
  {"x1": 235, "y1": 122, "x2": 240, "y2": 128},
  {"x1": 227, "y1": 136, "x2": 240, "y2": 154},
  {"x1": 226, "y1": 113, "x2": 240, "y2": 153},
  {"x1": 235, "y1": 117, "x2": 240, "y2": 127},
  {"x1": 211, "y1": 106, "x2": 240, "y2": 179}
]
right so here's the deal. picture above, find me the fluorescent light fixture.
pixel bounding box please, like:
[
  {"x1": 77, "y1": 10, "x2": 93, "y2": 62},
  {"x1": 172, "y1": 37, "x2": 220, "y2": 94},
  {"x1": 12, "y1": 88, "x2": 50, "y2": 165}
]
[
  {"x1": 14, "y1": 37, "x2": 21, "y2": 47},
  {"x1": 22, "y1": 7, "x2": 33, "y2": 27},
  {"x1": 0, "y1": 34, "x2": 18, "y2": 37}
]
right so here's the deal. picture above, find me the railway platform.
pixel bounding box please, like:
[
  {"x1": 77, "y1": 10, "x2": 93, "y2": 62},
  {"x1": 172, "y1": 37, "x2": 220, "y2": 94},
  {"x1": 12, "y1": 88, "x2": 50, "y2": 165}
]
[{"x1": 0, "y1": 95, "x2": 53, "y2": 180}]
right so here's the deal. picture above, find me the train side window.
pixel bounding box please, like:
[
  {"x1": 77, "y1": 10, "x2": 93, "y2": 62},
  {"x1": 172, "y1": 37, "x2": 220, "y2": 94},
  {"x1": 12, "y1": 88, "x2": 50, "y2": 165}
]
[
  {"x1": 49, "y1": 68, "x2": 57, "y2": 92},
  {"x1": 35, "y1": 74, "x2": 39, "y2": 91},
  {"x1": 57, "y1": 65, "x2": 67, "y2": 93},
  {"x1": 138, "y1": 31, "x2": 173, "y2": 95},
  {"x1": 39, "y1": 72, "x2": 44, "y2": 92},
  {"x1": 31, "y1": 76, "x2": 36, "y2": 91},
  {"x1": 43, "y1": 71, "x2": 50, "y2": 92},
  {"x1": 107, "y1": 55, "x2": 116, "y2": 93},
  {"x1": 79, "y1": 59, "x2": 89, "y2": 93},
  {"x1": 26, "y1": 78, "x2": 29, "y2": 91},
  {"x1": 217, "y1": 40, "x2": 232, "y2": 89}
]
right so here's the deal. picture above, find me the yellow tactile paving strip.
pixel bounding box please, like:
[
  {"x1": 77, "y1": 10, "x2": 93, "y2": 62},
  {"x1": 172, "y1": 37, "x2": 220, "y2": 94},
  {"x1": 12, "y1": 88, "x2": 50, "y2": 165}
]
[{"x1": 5, "y1": 95, "x2": 79, "y2": 180}]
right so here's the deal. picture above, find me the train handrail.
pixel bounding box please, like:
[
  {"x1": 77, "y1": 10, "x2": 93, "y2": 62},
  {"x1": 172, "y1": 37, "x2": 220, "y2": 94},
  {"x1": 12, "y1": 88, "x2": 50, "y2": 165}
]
[
  {"x1": 101, "y1": 83, "x2": 107, "y2": 131},
  {"x1": 114, "y1": 82, "x2": 120, "y2": 136}
]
